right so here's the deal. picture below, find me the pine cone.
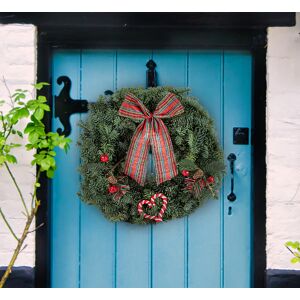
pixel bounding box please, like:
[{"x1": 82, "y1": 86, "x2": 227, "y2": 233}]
[
  {"x1": 107, "y1": 175, "x2": 118, "y2": 184},
  {"x1": 193, "y1": 168, "x2": 204, "y2": 179}
]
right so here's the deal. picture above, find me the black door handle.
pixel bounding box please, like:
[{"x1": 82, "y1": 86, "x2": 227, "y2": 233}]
[{"x1": 227, "y1": 153, "x2": 237, "y2": 202}]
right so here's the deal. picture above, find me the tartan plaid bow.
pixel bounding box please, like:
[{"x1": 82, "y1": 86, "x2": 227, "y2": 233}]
[{"x1": 118, "y1": 92, "x2": 184, "y2": 186}]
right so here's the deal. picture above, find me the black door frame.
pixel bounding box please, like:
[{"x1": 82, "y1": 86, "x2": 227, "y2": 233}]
[{"x1": 0, "y1": 12, "x2": 294, "y2": 288}]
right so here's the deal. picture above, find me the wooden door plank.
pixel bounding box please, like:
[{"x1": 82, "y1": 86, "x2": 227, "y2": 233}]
[
  {"x1": 151, "y1": 51, "x2": 187, "y2": 288},
  {"x1": 188, "y1": 51, "x2": 223, "y2": 288},
  {"x1": 223, "y1": 51, "x2": 252, "y2": 287},
  {"x1": 116, "y1": 50, "x2": 153, "y2": 288},
  {"x1": 80, "y1": 50, "x2": 116, "y2": 287},
  {"x1": 51, "y1": 50, "x2": 81, "y2": 287}
]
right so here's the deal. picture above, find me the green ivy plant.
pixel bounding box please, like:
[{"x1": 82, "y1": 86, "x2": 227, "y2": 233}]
[
  {"x1": 285, "y1": 241, "x2": 300, "y2": 264},
  {"x1": 0, "y1": 82, "x2": 71, "y2": 288}
]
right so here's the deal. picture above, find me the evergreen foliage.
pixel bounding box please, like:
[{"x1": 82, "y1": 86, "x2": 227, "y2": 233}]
[{"x1": 78, "y1": 87, "x2": 225, "y2": 224}]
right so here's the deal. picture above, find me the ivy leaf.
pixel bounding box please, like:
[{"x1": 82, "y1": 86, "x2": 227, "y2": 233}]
[
  {"x1": 25, "y1": 143, "x2": 34, "y2": 150},
  {"x1": 286, "y1": 241, "x2": 299, "y2": 249},
  {"x1": 28, "y1": 132, "x2": 39, "y2": 144},
  {"x1": 47, "y1": 156, "x2": 56, "y2": 167},
  {"x1": 291, "y1": 257, "x2": 300, "y2": 264},
  {"x1": 0, "y1": 155, "x2": 6, "y2": 164},
  {"x1": 40, "y1": 159, "x2": 51, "y2": 170},
  {"x1": 34, "y1": 108, "x2": 44, "y2": 121},
  {"x1": 34, "y1": 126, "x2": 46, "y2": 136},
  {"x1": 24, "y1": 122, "x2": 35, "y2": 134},
  {"x1": 64, "y1": 143, "x2": 71, "y2": 153},
  {"x1": 11, "y1": 107, "x2": 30, "y2": 124},
  {"x1": 26, "y1": 100, "x2": 39, "y2": 111},
  {"x1": 34, "y1": 82, "x2": 50, "y2": 90},
  {"x1": 46, "y1": 168, "x2": 55, "y2": 178},
  {"x1": 39, "y1": 139, "x2": 49, "y2": 148},
  {"x1": 13, "y1": 93, "x2": 26, "y2": 102},
  {"x1": 39, "y1": 103, "x2": 50, "y2": 111},
  {"x1": 10, "y1": 143, "x2": 21, "y2": 148},
  {"x1": 6, "y1": 154, "x2": 17, "y2": 164},
  {"x1": 17, "y1": 131, "x2": 23, "y2": 138},
  {"x1": 30, "y1": 114, "x2": 44, "y2": 125},
  {"x1": 61, "y1": 138, "x2": 72, "y2": 152}
]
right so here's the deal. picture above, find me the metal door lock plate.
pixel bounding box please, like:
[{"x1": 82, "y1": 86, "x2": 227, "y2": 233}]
[{"x1": 233, "y1": 127, "x2": 249, "y2": 145}]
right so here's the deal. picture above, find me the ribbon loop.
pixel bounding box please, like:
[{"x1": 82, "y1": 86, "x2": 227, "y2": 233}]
[{"x1": 118, "y1": 92, "x2": 184, "y2": 186}]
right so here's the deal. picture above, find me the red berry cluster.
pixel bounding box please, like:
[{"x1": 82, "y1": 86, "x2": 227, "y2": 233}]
[
  {"x1": 182, "y1": 169, "x2": 215, "y2": 185},
  {"x1": 108, "y1": 185, "x2": 119, "y2": 194},
  {"x1": 206, "y1": 176, "x2": 215, "y2": 184},
  {"x1": 181, "y1": 170, "x2": 189, "y2": 177},
  {"x1": 200, "y1": 176, "x2": 215, "y2": 188},
  {"x1": 100, "y1": 154, "x2": 109, "y2": 163}
]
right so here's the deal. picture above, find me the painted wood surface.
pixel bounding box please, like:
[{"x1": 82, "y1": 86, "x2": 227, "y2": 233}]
[{"x1": 51, "y1": 50, "x2": 252, "y2": 287}]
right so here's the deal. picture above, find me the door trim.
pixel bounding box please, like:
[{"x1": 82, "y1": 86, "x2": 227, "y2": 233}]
[{"x1": 30, "y1": 12, "x2": 286, "y2": 288}]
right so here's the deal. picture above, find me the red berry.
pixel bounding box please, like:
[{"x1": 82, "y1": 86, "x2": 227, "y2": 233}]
[
  {"x1": 181, "y1": 170, "x2": 189, "y2": 177},
  {"x1": 199, "y1": 179, "x2": 206, "y2": 189},
  {"x1": 207, "y1": 176, "x2": 215, "y2": 184},
  {"x1": 100, "y1": 154, "x2": 109, "y2": 163},
  {"x1": 108, "y1": 185, "x2": 119, "y2": 194}
]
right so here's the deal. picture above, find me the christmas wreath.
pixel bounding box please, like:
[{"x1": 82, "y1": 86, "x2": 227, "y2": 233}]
[{"x1": 78, "y1": 87, "x2": 225, "y2": 224}]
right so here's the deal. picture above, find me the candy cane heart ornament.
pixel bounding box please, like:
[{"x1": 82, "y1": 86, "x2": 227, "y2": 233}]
[{"x1": 137, "y1": 193, "x2": 168, "y2": 223}]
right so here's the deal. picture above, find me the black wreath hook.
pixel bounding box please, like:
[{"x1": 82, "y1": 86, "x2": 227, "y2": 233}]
[
  {"x1": 146, "y1": 59, "x2": 157, "y2": 88},
  {"x1": 54, "y1": 76, "x2": 88, "y2": 137}
]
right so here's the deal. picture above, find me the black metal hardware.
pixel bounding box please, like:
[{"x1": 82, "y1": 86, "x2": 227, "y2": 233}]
[
  {"x1": 146, "y1": 59, "x2": 157, "y2": 88},
  {"x1": 54, "y1": 76, "x2": 88, "y2": 137},
  {"x1": 104, "y1": 90, "x2": 113, "y2": 96},
  {"x1": 233, "y1": 127, "x2": 249, "y2": 145},
  {"x1": 55, "y1": 61, "x2": 158, "y2": 137},
  {"x1": 227, "y1": 153, "x2": 237, "y2": 202}
]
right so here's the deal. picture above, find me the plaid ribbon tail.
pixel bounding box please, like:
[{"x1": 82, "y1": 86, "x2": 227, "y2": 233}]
[{"x1": 119, "y1": 92, "x2": 184, "y2": 186}]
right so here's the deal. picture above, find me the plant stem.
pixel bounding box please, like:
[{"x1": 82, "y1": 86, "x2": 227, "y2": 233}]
[
  {"x1": 4, "y1": 125, "x2": 13, "y2": 140},
  {"x1": 0, "y1": 166, "x2": 41, "y2": 287},
  {"x1": 31, "y1": 168, "x2": 41, "y2": 209},
  {"x1": 27, "y1": 222, "x2": 44, "y2": 234},
  {"x1": 0, "y1": 208, "x2": 19, "y2": 242},
  {"x1": 0, "y1": 205, "x2": 39, "y2": 288},
  {"x1": 2, "y1": 77, "x2": 14, "y2": 107},
  {"x1": 286, "y1": 245, "x2": 296, "y2": 257},
  {"x1": 107, "y1": 156, "x2": 125, "y2": 175},
  {"x1": 0, "y1": 111, "x2": 6, "y2": 133},
  {"x1": 4, "y1": 162, "x2": 29, "y2": 216}
]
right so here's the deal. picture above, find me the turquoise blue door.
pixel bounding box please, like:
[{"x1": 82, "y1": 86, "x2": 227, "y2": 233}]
[{"x1": 51, "y1": 49, "x2": 253, "y2": 288}]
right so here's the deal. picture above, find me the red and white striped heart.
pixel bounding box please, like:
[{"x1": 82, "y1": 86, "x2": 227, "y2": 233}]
[{"x1": 137, "y1": 193, "x2": 168, "y2": 223}]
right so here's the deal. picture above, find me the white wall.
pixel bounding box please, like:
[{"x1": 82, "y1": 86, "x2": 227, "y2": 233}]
[
  {"x1": 266, "y1": 12, "x2": 300, "y2": 270},
  {"x1": 0, "y1": 15, "x2": 299, "y2": 272},
  {"x1": 0, "y1": 24, "x2": 36, "y2": 267}
]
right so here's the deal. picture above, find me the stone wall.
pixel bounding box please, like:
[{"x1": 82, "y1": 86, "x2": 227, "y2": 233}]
[
  {"x1": 266, "y1": 12, "x2": 300, "y2": 270},
  {"x1": 0, "y1": 24, "x2": 36, "y2": 267}
]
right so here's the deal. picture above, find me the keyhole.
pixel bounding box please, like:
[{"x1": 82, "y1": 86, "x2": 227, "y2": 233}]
[{"x1": 228, "y1": 206, "x2": 232, "y2": 216}]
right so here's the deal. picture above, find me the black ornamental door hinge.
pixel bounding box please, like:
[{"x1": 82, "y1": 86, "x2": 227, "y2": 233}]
[
  {"x1": 54, "y1": 76, "x2": 88, "y2": 137},
  {"x1": 55, "y1": 59, "x2": 157, "y2": 137}
]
